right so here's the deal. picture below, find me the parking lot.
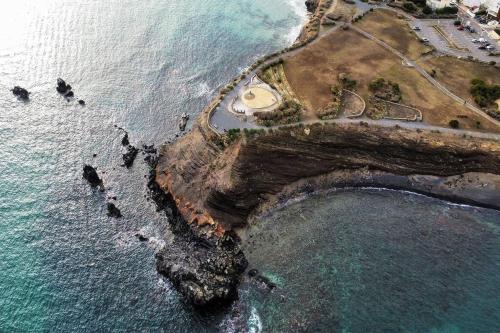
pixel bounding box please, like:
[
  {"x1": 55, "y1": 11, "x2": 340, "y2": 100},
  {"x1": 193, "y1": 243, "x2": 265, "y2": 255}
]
[{"x1": 411, "y1": 18, "x2": 497, "y2": 63}]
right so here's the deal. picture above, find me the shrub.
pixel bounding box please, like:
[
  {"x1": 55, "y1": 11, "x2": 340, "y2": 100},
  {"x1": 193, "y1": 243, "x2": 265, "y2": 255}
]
[
  {"x1": 470, "y1": 79, "x2": 500, "y2": 108},
  {"x1": 449, "y1": 120, "x2": 460, "y2": 129},
  {"x1": 409, "y1": 0, "x2": 426, "y2": 7},
  {"x1": 422, "y1": 5, "x2": 433, "y2": 14},
  {"x1": 454, "y1": 20, "x2": 461, "y2": 26},
  {"x1": 226, "y1": 128, "x2": 241, "y2": 143},
  {"x1": 435, "y1": 6, "x2": 458, "y2": 15},
  {"x1": 403, "y1": 2, "x2": 417, "y2": 12}
]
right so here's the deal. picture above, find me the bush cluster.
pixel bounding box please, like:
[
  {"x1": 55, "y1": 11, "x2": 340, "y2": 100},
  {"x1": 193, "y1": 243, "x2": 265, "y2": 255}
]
[
  {"x1": 470, "y1": 79, "x2": 500, "y2": 108},
  {"x1": 435, "y1": 6, "x2": 458, "y2": 15},
  {"x1": 254, "y1": 100, "x2": 302, "y2": 126}
]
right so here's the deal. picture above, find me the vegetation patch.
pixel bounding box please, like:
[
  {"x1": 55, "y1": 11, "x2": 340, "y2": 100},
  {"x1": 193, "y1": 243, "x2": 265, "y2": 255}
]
[
  {"x1": 316, "y1": 87, "x2": 343, "y2": 120},
  {"x1": 470, "y1": 79, "x2": 500, "y2": 109},
  {"x1": 369, "y1": 78, "x2": 402, "y2": 102},
  {"x1": 254, "y1": 100, "x2": 302, "y2": 127}
]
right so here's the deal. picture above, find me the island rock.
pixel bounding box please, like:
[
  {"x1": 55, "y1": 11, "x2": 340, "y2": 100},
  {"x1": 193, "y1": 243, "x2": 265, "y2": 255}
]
[
  {"x1": 107, "y1": 202, "x2": 122, "y2": 218},
  {"x1": 82, "y1": 165, "x2": 102, "y2": 187},
  {"x1": 12, "y1": 86, "x2": 30, "y2": 100}
]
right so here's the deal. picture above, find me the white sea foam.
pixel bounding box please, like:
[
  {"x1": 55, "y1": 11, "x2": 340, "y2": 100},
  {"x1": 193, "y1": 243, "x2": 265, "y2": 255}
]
[
  {"x1": 196, "y1": 81, "x2": 212, "y2": 98},
  {"x1": 248, "y1": 307, "x2": 263, "y2": 333},
  {"x1": 285, "y1": 0, "x2": 309, "y2": 44}
]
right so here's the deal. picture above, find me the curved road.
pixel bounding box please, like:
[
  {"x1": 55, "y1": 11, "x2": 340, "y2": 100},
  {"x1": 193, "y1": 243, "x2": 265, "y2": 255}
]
[{"x1": 349, "y1": 24, "x2": 500, "y2": 128}]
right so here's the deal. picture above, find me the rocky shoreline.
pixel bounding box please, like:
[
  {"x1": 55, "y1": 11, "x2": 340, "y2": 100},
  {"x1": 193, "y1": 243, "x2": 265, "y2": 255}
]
[
  {"x1": 154, "y1": 119, "x2": 500, "y2": 306},
  {"x1": 149, "y1": 0, "x2": 500, "y2": 308}
]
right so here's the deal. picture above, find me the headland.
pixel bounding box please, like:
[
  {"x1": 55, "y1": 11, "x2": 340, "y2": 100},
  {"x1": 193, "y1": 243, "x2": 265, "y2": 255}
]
[{"x1": 154, "y1": 0, "x2": 500, "y2": 306}]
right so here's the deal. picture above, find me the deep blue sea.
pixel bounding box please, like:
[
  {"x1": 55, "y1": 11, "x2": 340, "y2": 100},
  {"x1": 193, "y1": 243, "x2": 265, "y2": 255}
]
[{"x1": 0, "y1": 1, "x2": 499, "y2": 332}]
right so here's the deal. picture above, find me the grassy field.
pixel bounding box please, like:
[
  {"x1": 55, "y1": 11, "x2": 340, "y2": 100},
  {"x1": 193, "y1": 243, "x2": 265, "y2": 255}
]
[
  {"x1": 283, "y1": 27, "x2": 500, "y2": 132},
  {"x1": 355, "y1": 9, "x2": 433, "y2": 60},
  {"x1": 418, "y1": 55, "x2": 500, "y2": 107}
]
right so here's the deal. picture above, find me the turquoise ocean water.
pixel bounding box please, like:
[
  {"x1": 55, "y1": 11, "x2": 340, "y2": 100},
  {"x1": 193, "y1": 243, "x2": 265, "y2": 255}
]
[{"x1": 0, "y1": 1, "x2": 499, "y2": 332}]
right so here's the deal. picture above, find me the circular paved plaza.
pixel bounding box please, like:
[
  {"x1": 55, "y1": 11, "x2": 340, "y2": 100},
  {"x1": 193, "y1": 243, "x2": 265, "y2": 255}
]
[{"x1": 241, "y1": 87, "x2": 279, "y2": 109}]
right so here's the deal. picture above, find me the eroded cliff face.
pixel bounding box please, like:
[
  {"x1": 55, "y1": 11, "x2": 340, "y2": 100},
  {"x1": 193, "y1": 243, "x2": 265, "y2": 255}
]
[{"x1": 157, "y1": 122, "x2": 500, "y2": 234}]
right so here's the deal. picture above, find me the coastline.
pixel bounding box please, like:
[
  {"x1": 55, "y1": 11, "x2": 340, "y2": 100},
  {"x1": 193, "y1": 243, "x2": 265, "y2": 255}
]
[
  {"x1": 248, "y1": 170, "x2": 500, "y2": 228},
  {"x1": 153, "y1": 0, "x2": 500, "y2": 308}
]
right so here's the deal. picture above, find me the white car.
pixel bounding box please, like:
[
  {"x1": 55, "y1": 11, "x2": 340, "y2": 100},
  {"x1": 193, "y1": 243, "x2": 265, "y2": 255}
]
[
  {"x1": 486, "y1": 45, "x2": 495, "y2": 50},
  {"x1": 413, "y1": 26, "x2": 421, "y2": 31},
  {"x1": 471, "y1": 38, "x2": 479, "y2": 43},
  {"x1": 421, "y1": 37, "x2": 430, "y2": 43}
]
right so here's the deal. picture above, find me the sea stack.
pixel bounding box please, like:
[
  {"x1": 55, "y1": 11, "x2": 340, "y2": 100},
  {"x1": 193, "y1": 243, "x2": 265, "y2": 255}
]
[
  {"x1": 82, "y1": 165, "x2": 102, "y2": 187},
  {"x1": 11, "y1": 86, "x2": 30, "y2": 100},
  {"x1": 107, "y1": 203, "x2": 122, "y2": 218},
  {"x1": 56, "y1": 78, "x2": 71, "y2": 94}
]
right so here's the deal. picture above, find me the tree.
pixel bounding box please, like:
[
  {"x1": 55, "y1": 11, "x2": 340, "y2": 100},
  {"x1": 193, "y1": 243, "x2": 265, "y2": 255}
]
[
  {"x1": 422, "y1": 5, "x2": 433, "y2": 14},
  {"x1": 449, "y1": 120, "x2": 460, "y2": 129},
  {"x1": 403, "y1": 2, "x2": 417, "y2": 12}
]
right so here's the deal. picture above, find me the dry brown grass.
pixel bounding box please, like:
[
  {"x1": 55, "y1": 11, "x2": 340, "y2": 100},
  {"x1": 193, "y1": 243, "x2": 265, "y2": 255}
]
[
  {"x1": 283, "y1": 28, "x2": 500, "y2": 132},
  {"x1": 418, "y1": 55, "x2": 500, "y2": 105},
  {"x1": 355, "y1": 9, "x2": 433, "y2": 60}
]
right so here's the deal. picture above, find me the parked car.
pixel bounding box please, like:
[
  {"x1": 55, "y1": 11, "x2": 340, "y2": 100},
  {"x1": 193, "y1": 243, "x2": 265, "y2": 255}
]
[
  {"x1": 421, "y1": 37, "x2": 429, "y2": 43},
  {"x1": 486, "y1": 45, "x2": 495, "y2": 50},
  {"x1": 472, "y1": 38, "x2": 479, "y2": 43},
  {"x1": 413, "y1": 26, "x2": 421, "y2": 31}
]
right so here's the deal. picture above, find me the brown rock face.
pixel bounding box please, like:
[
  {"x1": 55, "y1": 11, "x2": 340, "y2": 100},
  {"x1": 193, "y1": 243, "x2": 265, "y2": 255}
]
[{"x1": 157, "y1": 122, "x2": 500, "y2": 233}]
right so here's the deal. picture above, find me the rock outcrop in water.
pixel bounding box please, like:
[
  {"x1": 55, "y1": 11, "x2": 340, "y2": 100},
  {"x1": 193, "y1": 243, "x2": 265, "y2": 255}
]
[
  {"x1": 82, "y1": 165, "x2": 102, "y2": 187},
  {"x1": 155, "y1": 231, "x2": 247, "y2": 306},
  {"x1": 56, "y1": 78, "x2": 72, "y2": 94},
  {"x1": 11, "y1": 86, "x2": 30, "y2": 100},
  {"x1": 107, "y1": 202, "x2": 122, "y2": 218},
  {"x1": 122, "y1": 145, "x2": 139, "y2": 168}
]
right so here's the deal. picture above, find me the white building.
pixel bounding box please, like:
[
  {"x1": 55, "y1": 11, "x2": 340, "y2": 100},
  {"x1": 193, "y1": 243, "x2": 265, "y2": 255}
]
[
  {"x1": 463, "y1": 0, "x2": 500, "y2": 19},
  {"x1": 427, "y1": 0, "x2": 451, "y2": 9},
  {"x1": 487, "y1": 0, "x2": 500, "y2": 19}
]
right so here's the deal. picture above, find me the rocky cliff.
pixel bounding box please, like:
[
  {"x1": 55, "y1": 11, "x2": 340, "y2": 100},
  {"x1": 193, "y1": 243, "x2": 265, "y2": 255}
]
[{"x1": 157, "y1": 121, "x2": 500, "y2": 234}]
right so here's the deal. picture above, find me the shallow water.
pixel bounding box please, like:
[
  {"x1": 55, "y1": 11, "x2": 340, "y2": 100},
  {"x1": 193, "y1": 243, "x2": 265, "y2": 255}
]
[
  {"x1": 0, "y1": 0, "x2": 305, "y2": 331},
  {"x1": 238, "y1": 189, "x2": 500, "y2": 333}
]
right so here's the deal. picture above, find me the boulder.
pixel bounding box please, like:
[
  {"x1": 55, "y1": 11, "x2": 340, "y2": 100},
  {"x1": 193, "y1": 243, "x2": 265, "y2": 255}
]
[
  {"x1": 12, "y1": 86, "x2": 30, "y2": 100},
  {"x1": 305, "y1": 0, "x2": 318, "y2": 12},
  {"x1": 82, "y1": 165, "x2": 102, "y2": 187},
  {"x1": 135, "y1": 233, "x2": 149, "y2": 242},
  {"x1": 121, "y1": 133, "x2": 129, "y2": 146},
  {"x1": 179, "y1": 113, "x2": 190, "y2": 131}
]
